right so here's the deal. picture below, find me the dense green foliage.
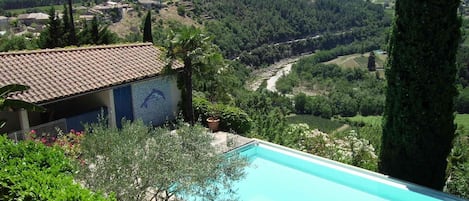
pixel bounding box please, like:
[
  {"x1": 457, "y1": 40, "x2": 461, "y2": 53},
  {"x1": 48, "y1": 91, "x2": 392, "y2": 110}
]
[
  {"x1": 193, "y1": 96, "x2": 252, "y2": 134},
  {"x1": 0, "y1": 135, "x2": 112, "y2": 201},
  {"x1": 232, "y1": 89, "x2": 292, "y2": 142},
  {"x1": 0, "y1": 0, "x2": 101, "y2": 10},
  {"x1": 38, "y1": 7, "x2": 64, "y2": 48},
  {"x1": 456, "y1": 87, "x2": 469, "y2": 114},
  {"x1": 284, "y1": 63, "x2": 385, "y2": 117},
  {"x1": 380, "y1": 0, "x2": 461, "y2": 190},
  {"x1": 34, "y1": 7, "x2": 118, "y2": 49},
  {"x1": 445, "y1": 128, "x2": 469, "y2": 198},
  {"x1": 0, "y1": 35, "x2": 38, "y2": 52},
  {"x1": 78, "y1": 120, "x2": 247, "y2": 201},
  {"x1": 456, "y1": 46, "x2": 469, "y2": 87},
  {"x1": 191, "y1": 0, "x2": 389, "y2": 65}
]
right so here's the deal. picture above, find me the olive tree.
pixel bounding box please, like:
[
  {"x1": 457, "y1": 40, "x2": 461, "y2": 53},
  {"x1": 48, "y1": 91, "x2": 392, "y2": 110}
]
[{"x1": 78, "y1": 120, "x2": 247, "y2": 201}]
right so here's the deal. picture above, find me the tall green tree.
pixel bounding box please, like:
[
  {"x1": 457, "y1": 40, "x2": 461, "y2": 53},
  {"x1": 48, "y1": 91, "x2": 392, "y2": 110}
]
[
  {"x1": 77, "y1": 16, "x2": 117, "y2": 46},
  {"x1": 380, "y1": 0, "x2": 461, "y2": 190},
  {"x1": 67, "y1": 0, "x2": 77, "y2": 45},
  {"x1": 62, "y1": 2, "x2": 76, "y2": 46},
  {"x1": 166, "y1": 26, "x2": 214, "y2": 125},
  {"x1": 91, "y1": 16, "x2": 99, "y2": 44},
  {"x1": 143, "y1": 11, "x2": 153, "y2": 43},
  {"x1": 367, "y1": 51, "x2": 376, "y2": 71},
  {"x1": 38, "y1": 7, "x2": 64, "y2": 48}
]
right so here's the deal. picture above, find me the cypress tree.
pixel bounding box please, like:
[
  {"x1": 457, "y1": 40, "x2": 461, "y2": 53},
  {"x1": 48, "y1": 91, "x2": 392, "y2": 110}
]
[
  {"x1": 91, "y1": 16, "x2": 99, "y2": 44},
  {"x1": 367, "y1": 51, "x2": 376, "y2": 71},
  {"x1": 143, "y1": 11, "x2": 153, "y2": 43},
  {"x1": 68, "y1": 0, "x2": 77, "y2": 45},
  {"x1": 379, "y1": 0, "x2": 461, "y2": 190},
  {"x1": 62, "y1": 4, "x2": 71, "y2": 45},
  {"x1": 39, "y1": 7, "x2": 64, "y2": 48}
]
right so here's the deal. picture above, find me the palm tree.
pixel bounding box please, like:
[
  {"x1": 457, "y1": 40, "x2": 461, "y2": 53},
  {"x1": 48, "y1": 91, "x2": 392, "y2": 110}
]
[
  {"x1": 0, "y1": 84, "x2": 45, "y2": 128},
  {"x1": 166, "y1": 26, "x2": 214, "y2": 125}
]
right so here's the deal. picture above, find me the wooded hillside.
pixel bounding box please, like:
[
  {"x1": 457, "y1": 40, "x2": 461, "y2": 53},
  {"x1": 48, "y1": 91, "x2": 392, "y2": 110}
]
[{"x1": 191, "y1": 0, "x2": 390, "y2": 62}]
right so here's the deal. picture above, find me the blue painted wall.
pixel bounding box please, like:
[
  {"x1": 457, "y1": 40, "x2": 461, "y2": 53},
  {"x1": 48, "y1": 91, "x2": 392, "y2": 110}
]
[{"x1": 66, "y1": 107, "x2": 107, "y2": 132}]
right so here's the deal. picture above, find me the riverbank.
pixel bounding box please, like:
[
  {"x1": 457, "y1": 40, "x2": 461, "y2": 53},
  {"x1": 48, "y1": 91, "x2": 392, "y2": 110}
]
[{"x1": 246, "y1": 53, "x2": 314, "y2": 91}]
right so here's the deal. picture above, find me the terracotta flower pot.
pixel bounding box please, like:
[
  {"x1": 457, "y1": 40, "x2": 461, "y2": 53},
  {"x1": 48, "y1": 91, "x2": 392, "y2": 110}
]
[{"x1": 207, "y1": 117, "x2": 220, "y2": 132}]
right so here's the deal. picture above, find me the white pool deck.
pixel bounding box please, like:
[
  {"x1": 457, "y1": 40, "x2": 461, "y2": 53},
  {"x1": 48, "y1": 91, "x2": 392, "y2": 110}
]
[{"x1": 209, "y1": 131, "x2": 254, "y2": 153}]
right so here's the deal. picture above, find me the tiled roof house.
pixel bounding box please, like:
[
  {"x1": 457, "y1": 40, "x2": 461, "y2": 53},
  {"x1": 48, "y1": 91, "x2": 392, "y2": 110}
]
[{"x1": 0, "y1": 43, "x2": 183, "y2": 138}]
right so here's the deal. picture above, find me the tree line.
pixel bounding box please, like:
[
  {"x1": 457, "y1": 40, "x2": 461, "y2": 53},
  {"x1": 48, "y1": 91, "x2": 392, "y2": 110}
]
[
  {"x1": 0, "y1": 5, "x2": 117, "y2": 52},
  {"x1": 0, "y1": 0, "x2": 105, "y2": 10}
]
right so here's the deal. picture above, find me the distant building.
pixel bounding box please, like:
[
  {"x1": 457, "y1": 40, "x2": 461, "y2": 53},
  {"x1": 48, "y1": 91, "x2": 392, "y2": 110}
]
[
  {"x1": 92, "y1": 1, "x2": 129, "y2": 22},
  {"x1": 138, "y1": 0, "x2": 162, "y2": 9},
  {"x1": 79, "y1": 15, "x2": 95, "y2": 22},
  {"x1": 17, "y1": 13, "x2": 49, "y2": 26}
]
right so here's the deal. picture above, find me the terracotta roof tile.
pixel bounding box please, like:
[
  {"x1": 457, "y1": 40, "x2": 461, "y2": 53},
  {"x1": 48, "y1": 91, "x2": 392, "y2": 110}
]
[{"x1": 0, "y1": 43, "x2": 183, "y2": 104}]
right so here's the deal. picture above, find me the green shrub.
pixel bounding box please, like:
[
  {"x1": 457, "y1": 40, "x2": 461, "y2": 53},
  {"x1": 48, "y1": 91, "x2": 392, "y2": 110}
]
[
  {"x1": 445, "y1": 129, "x2": 469, "y2": 199},
  {"x1": 177, "y1": 5, "x2": 186, "y2": 16},
  {"x1": 0, "y1": 135, "x2": 113, "y2": 201},
  {"x1": 456, "y1": 87, "x2": 469, "y2": 114},
  {"x1": 194, "y1": 97, "x2": 252, "y2": 134}
]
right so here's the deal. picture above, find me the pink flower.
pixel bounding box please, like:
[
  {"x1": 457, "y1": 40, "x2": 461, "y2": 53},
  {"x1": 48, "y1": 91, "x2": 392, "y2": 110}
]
[
  {"x1": 70, "y1": 129, "x2": 75, "y2": 134},
  {"x1": 41, "y1": 138, "x2": 47, "y2": 144},
  {"x1": 30, "y1": 130, "x2": 36, "y2": 134}
]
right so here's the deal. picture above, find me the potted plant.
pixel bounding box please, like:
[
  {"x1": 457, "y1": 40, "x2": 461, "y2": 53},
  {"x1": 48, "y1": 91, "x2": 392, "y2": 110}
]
[{"x1": 206, "y1": 103, "x2": 221, "y2": 132}]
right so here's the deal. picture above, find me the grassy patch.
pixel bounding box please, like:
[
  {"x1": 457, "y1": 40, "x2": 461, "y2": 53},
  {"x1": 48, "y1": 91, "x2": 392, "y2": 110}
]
[
  {"x1": 346, "y1": 114, "x2": 469, "y2": 129},
  {"x1": 353, "y1": 56, "x2": 368, "y2": 67},
  {"x1": 346, "y1": 115, "x2": 383, "y2": 126},
  {"x1": 455, "y1": 114, "x2": 469, "y2": 130},
  {"x1": 286, "y1": 115, "x2": 344, "y2": 133},
  {"x1": 375, "y1": 54, "x2": 386, "y2": 67},
  {"x1": 384, "y1": 8, "x2": 395, "y2": 18}
]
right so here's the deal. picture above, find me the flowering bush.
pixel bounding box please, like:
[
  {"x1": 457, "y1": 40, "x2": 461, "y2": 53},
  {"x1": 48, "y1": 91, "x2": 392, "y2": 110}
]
[
  {"x1": 28, "y1": 129, "x2": 85, "y2": 162},
  {"x1": 286, "y1": 124, "x2": 378, "y2": 171}
]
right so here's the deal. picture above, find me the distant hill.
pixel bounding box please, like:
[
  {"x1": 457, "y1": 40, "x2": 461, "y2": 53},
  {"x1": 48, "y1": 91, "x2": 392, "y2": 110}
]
[{"x1": 189, "y1": 0, "x2": 390, "y2": 64}]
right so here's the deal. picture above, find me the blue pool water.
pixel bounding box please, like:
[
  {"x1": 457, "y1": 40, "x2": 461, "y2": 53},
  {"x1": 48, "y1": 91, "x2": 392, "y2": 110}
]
[{"x1": 231, "y1": 142, "x2": 463, "y2": 201}]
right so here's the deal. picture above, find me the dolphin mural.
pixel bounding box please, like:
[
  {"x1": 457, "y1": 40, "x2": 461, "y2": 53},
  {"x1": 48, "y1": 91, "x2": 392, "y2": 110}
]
[{"x1": 140, "y1": 88, "x2": 166, "y2": 108}]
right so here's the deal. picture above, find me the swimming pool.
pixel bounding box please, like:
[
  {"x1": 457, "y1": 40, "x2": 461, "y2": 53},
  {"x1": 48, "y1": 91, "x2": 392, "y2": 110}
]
[{"x1": 231, "y1": 141, "x2": 464, "y2": 201}]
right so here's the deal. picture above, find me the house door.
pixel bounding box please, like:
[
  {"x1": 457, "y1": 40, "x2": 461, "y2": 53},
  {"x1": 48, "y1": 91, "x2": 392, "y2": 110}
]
[{"x1": 113, "y1": 85, "x2": 133, "y2": 128}]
